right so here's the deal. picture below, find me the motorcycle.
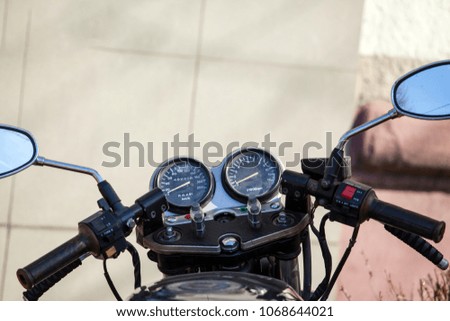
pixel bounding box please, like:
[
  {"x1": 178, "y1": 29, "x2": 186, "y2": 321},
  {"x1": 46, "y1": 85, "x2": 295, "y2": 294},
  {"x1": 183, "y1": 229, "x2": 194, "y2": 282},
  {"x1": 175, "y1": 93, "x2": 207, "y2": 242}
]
[{"x1": 1, "y1": 60, "x2": 449, "y2": 301}]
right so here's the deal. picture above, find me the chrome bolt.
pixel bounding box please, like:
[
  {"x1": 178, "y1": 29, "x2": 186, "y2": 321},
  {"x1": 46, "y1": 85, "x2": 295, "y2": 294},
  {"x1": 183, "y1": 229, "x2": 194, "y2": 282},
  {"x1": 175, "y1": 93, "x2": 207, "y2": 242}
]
[
  {"x1": 220, "y1": 236, "x2": 239, "y2": 252},
  {"x1": 126, "y1": 218, "x2": 136, "y2": 229},
  {"x1": 166, "y1": 216, "x2": 177, "y2": 224},
  {"x1": 160, "y1": 225, "x2": 180, "y2": 242},
  {"x1": 165, "y1": 226, "x2": 175, "y2": 239},
  {"x1": 270, "y1": 202, "x2": 281, "y2": 209},
  {"x1": 276, "y1": 212, "x2": 289, "y2": 225}
]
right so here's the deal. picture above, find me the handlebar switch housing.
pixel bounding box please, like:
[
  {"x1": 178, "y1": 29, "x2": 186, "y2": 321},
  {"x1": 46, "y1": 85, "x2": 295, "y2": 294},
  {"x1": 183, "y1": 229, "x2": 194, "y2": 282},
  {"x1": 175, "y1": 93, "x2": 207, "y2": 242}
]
[
  {"x1": 330, "y1": 180, "x2": 372, "y2": 227},
  {"x1": 79, "y1": 210, "x2": 127, "y2": 259}
]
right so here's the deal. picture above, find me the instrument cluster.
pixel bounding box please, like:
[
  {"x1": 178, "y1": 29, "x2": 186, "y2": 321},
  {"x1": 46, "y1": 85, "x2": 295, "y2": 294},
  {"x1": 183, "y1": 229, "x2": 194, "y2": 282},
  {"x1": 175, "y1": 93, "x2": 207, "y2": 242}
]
[{"x1": 150, "y1": 147, "x2": 283, "y2": 215}]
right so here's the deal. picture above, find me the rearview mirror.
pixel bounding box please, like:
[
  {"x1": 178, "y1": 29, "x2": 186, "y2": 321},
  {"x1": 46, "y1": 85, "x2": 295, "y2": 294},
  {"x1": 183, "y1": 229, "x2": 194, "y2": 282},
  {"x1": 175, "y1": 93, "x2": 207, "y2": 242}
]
[
  {"x1": 0, "y1": 124, "x2": 38, "y2": 179},
  {"x1": 392, "y1": 60, "x2": 450, "y2": 120}
]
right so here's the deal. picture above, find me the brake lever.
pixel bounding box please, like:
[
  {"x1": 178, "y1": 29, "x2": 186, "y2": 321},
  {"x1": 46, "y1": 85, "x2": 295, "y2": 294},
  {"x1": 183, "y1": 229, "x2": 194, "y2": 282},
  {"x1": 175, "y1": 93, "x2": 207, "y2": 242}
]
[{"x1": 385, "y1": 225, "x2": 449, "y2": 270}]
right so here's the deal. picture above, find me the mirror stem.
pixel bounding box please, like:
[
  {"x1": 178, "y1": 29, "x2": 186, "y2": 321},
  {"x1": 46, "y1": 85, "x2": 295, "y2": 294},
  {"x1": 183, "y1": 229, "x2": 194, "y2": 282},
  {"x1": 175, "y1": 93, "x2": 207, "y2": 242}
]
[
  {"x1": 35, "y1": 156, "x2": 104, "y2": 183},
  {"x1": 35, "y1": 157, "x2": 126, "y2": 213},
  {"x1": 336, "y1": 108, "x2": 399, "y2": 150},
  {"x1": 322, "y1": 109, "x2": 400, "y2": 190}
]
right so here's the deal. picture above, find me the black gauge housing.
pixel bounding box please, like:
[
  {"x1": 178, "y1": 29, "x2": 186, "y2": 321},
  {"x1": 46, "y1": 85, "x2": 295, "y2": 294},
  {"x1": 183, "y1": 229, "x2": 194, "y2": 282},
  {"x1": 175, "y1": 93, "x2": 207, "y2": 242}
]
[
  {"x1": 151, "y1": 157, "x2": 214, "y2": 214},
  {"x1": 222, "y1": 148, "x2": 282, "y2": 203}
]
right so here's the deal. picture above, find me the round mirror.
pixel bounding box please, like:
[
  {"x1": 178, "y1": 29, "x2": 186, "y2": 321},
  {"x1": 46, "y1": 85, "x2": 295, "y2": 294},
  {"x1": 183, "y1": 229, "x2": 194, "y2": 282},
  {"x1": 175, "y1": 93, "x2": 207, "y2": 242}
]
[
  {"x1": 392, "y1": 60, "x2": 450, "y2": 120},
  {"x1": 0, "y1": 125, "x2": 38, "y2": 179}
]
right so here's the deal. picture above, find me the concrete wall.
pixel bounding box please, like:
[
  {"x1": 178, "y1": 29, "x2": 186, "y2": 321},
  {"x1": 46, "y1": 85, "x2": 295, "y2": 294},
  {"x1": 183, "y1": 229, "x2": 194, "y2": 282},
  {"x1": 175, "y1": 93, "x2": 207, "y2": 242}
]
[
  {"x1": 0, "y1": 0, "x2": 448, "y2": 301},
  {"x1": 339, "y1": 0, "x2": 450, "y2": 300},
  {"x1": 357, "y1": 0, "x2": 450, "y2": 105},
  {"x1": 0, "y1": 0, "x2": 364, "y2": 300}
]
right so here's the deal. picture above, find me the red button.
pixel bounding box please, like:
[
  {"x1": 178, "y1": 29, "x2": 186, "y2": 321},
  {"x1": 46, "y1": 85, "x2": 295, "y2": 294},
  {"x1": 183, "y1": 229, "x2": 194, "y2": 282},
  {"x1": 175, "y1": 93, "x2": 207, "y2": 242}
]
[{"x1": 341, "y1": 185, "x2": 357, "y2": 200}]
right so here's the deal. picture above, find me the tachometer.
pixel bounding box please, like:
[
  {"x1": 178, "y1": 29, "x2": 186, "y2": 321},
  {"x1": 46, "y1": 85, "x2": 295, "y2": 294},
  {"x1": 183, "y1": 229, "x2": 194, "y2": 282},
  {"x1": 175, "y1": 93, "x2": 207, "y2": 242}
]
[
  {"x1": 223, "y1": 148, "x2": 282, "y2": 202},
  {"x1": 151, "y1": 157, "x2": 214, "y2": 214}
]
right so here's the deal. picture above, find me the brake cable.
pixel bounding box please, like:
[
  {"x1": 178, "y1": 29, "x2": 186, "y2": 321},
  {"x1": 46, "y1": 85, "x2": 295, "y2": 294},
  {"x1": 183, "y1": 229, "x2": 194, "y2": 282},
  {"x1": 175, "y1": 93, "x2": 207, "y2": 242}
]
[
  {"x1": 103, "y1": 241, "x2": 142, "y2": 301},
  {"x1": 301, "y1": 228, "x2": 312, "y2": 300},
  {"x1": 320, "y1": 222, "x2": 360, "y2": 301},
  {"x1": 309, "y1": 203, "x2": 333, "y2": 300}
]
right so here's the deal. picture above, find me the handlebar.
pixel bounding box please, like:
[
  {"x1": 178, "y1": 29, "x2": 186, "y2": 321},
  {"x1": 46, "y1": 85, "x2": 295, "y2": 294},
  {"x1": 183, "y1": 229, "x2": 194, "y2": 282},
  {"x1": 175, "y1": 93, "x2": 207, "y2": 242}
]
[
  {"x1": 281, "y1": 170, "x2": 446, "y2": 243},
  {"x1": 364, "y1": 194, "x2": 446, "y2": 243},
  {"x1": 16, "y1": 188, "x2": 168, "y2": 290},
  {"x1": 17, "y1": 233, "x2": 91, "y2": 289}
]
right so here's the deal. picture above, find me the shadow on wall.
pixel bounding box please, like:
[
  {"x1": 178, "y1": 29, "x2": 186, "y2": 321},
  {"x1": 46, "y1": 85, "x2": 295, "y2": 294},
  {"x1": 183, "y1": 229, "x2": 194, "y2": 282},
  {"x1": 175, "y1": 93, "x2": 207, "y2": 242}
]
[{"x1": 337, "y1": 100, "x2": 450, "y2": 300}]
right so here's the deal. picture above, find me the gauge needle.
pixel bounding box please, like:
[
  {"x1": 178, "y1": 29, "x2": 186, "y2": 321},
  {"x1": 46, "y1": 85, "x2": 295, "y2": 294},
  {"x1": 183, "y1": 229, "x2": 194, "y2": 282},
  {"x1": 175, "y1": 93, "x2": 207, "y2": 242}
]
[
  {"x1": 168, "y1": 181, "x2": 190, "y2": 194},
  {"x1": 236, "y1": 172, "x2": 258, "y2": 185}
]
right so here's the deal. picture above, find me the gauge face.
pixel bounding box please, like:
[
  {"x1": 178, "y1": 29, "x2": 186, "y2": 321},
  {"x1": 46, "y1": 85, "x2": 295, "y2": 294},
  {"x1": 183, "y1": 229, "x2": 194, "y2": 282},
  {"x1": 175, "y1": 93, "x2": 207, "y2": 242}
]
[
  {"x1": 223, "y1": 148, "x2": 282, "y2": 202},
  {"x1": 153, "y1": 158, "x2": 214, "y2": 213}
]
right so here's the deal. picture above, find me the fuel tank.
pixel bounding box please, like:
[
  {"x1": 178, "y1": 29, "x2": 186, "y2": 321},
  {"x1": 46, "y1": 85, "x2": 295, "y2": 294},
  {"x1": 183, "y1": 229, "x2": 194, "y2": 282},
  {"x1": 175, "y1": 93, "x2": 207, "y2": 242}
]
[{"x1": 128, "y1": 271, "x2": 302, "y2": 301}]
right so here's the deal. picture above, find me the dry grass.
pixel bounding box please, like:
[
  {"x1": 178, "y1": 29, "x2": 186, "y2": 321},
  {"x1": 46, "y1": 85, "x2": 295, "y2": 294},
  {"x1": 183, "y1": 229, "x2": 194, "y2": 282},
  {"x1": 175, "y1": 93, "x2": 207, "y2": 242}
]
[
  {"x1": 339, "y1": 251, "x2": 450, "y2": 301},
  {"x1": 417, "y1": 270, "x2": 450, "y2": 301},
  {"x1": 383, "y1": 269, "x2": 450, "y2": 301}
]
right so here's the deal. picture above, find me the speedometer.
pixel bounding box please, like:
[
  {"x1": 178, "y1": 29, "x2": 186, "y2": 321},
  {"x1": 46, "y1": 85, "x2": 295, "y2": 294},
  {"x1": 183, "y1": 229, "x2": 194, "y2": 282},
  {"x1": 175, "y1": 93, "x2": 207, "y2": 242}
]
[
  {"x1": 223, "y1": 148, "x2": 282, "y2": 202},
  {"x1": 151, "y1": 157, "x2": 214, "y2": 214}
]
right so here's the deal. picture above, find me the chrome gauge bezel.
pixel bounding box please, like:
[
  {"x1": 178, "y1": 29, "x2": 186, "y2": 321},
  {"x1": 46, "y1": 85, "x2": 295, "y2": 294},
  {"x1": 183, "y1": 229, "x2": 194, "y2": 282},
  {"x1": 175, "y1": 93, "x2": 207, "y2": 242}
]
[
  {"x1": 151, "y1": 156, "x2": 215, "y2": 214},
  {"x1": 222, "y1": 147, "x2": 283, "y2": 203}
]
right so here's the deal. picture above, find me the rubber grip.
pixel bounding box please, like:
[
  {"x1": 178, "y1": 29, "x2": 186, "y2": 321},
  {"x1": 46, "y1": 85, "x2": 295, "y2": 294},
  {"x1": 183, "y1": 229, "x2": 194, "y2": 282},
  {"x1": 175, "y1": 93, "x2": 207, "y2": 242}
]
[
  {"x1": 368, "y1": 198, "x2": 445, "y2": 243},
  {"x1": 17, "y1": 234, "x2": 90, "y2": 289},
  {"x1": 23, "y1": 258, "x2": 83, "y2": 300}
]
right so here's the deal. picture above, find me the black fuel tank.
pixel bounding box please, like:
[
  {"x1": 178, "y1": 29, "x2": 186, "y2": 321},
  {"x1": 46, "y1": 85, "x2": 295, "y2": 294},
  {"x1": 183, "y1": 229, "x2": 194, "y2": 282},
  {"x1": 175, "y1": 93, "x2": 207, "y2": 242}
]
[{"x1": 128, "y1": 271, "x2": 302, "y2": 301}]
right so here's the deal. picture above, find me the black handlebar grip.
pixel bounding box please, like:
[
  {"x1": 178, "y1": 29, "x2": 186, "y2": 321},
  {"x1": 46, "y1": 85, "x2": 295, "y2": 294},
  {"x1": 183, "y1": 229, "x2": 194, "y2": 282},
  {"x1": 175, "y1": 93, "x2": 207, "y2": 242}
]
[
  {"x1": 23, "y1": 258, "x2": 83, "y2": 300},
  {"x1": 17, "y1": 234, "x2": 90, "y2": 289},
  {"x1": 366, "y1": 195, "x2": 446, "y2": 243}
]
